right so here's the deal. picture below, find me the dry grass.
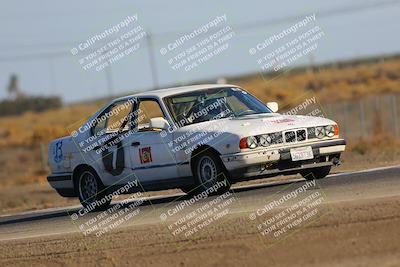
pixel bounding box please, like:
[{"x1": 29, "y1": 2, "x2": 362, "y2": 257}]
[
  {"x1": 0, "y1": 102, "x2": 102, "y2": 147},
  {"x1": 347, "y1": 133, "x2": 400, "y2": 156},
  {"x1": 0, "y1": 57, "x2": 399, "y2": 189},
  {"x1": 235, "y1": 57, "x2": 400, "y2": 108}
]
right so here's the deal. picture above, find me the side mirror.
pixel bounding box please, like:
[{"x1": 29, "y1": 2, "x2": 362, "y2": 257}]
[
  {"x1": 266, "y1": 102, "x2": 279, "y2": 113},
  {"x1": 149, "y1": 117, "x2": 170, "y2": 130}
]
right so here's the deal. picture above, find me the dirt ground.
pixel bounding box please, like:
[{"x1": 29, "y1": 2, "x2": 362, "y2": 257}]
[
  {"x1": 0, "y1": 185, "x2": 399, "y2": 266},
  {"x1": 0, "y1": 135, "x2": 399, "y2": 267}
]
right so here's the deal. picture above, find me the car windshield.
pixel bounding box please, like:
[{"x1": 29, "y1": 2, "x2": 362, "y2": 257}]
[{"x1": 163, "y1": 87, "x2": 272, "y2": 126}]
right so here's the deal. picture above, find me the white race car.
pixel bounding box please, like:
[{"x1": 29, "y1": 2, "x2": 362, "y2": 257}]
[{"x1": 48, "y1": 84, "x2": 345, "y2": 210}]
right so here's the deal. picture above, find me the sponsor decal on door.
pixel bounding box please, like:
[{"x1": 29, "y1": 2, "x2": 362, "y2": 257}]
[{"x1": 139, "y1": 147, "x2": 152, "y2": 164}]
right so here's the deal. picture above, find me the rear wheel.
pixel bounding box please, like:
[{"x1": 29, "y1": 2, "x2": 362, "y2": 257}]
[
  {"x1": 77, "y1": 168, "x2": 111, "y2": 211},
  {"x1": 187, "y1": 152, "x2": 231, "y2": 195},
  {"x1": 300, "y1": 166, "x2": 331, "y2": 180}
]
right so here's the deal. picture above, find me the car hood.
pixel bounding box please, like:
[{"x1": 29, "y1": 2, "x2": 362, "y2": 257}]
[{"x1": 185, "y1": 113, "x2": 336, "y2": 138}]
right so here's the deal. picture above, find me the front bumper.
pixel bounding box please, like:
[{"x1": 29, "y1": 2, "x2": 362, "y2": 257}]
[{"x1": 220, "y1": 139, "x2": 346, "y2": 181}]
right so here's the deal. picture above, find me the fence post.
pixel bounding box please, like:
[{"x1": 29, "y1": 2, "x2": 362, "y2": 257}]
[
  {"x1": 359, "y1": 100, "x2": 365, "y2": 139},
  {"x1": 324, "y1": 103, "x2": 330, "y2": 118},
  {"x1": 342, "y1": 102, "x2": 348, "y2": 139},
  {"x1": 375, "y1": 97, "x2": 382, "y2": 134},
  {"x1": 40, "y1": 142, "x2": 47, "y2": 172},
  {"x1": 393, "y1": 95, "x2": 399, "y2": 138}
]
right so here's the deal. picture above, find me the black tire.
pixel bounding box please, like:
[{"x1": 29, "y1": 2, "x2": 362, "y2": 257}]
[
  {"x1": 77, "y1": 168, "x2": 111, "y2": 211},
  {"x1": 300, "y1": 166, "x2": 331, "y2": 180},
  {"x1": 186, "y1": 151, "x2": 231, "y2": 196}
]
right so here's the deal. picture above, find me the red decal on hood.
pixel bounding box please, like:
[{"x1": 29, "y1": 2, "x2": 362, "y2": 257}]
[{"x1": 271, "y1": 118, "x2": 295, "y2": 124}]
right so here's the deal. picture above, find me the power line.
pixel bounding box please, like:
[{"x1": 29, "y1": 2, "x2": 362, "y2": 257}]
[
  {"x1": 0, "y1": 0, "x2": 398, "y2": 58},
  {"x1": 0, "y1": 0, "x2": 399, "y2": 96},
  {"x1": 230, "y1": 0, "x2": 400, "y2": 33}
]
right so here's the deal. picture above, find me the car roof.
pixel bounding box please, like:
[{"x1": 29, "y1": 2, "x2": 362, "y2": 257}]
[{"x1": 113, "y1": 84, "x2": 238, "y2": 102}]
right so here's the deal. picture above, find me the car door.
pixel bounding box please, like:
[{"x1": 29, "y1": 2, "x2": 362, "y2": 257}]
[
  {"x1": 127, "y1": 98, "x2": 180, "y2": 188},
  {"x1": 89, "y1": 98, "x2": 138, "y2": 187}
]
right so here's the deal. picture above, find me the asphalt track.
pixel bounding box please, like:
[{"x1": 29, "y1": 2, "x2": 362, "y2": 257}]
[{"x1": 0, "y1": 165, "x2": 399, "y2": 242}]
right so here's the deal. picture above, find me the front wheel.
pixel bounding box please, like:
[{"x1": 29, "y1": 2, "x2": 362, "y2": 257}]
[
  {"x1": 300, "y1": 166, "x2": 331, "y2": 180},
  {"x1": 77, "y1": 169, "x2": 111, "y2": 211},
  {"x1": 189, "y1": 152, "x2": 231, "y2": 195}
]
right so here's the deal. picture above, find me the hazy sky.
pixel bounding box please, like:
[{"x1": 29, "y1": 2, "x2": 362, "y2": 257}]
[{"x1": 0, "y1": 0, "x2": 399, "y2": 102}]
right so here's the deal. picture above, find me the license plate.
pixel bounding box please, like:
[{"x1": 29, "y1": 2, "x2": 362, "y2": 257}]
[{"x1": 290, "y1": 146, "x2": 314, "y2": 161}]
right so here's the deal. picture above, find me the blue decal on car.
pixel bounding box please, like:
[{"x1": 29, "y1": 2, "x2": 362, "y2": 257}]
[{"x1": 53, "y1": 140, "x2": 63, "y2": 163}]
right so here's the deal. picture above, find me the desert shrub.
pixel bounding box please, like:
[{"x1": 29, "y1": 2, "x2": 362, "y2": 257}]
[
  {"x1": 29, "y1": 125, "x2": 69, "y2": 146},
  {"x1": 0, "y1": 96, "x2": 62, "y2": 117},
  {"x1": 351, "y1": 141, "x2": 368, "y2": 155}
]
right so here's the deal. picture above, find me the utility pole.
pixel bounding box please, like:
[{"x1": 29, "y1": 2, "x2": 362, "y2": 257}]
[
  {"x1": 102, "y1": 48, "x2": 114, "y2": 100},
  {"x1": 48, "y1": 57, "x2": 58, "y2": 93},
  {"x1": 146, "y1": 32, "x2": 159, "y2": 89},
  {"x1": 308, "y1": 52, "x2": 315, "y2": 72},
  {"x1": 105, "y1": 62, "x2": 114, "y2": 100}
]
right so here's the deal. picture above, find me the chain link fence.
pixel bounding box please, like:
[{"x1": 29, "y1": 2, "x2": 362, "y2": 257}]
[{"x1": 324, "y1": 94, "x2": 400, "y2": 140}]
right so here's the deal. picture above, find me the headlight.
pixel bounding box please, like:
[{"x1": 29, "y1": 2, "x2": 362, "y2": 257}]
[
  {"x1": 325, "y1": 125, "x2": 335, "y2": 137},
  {"x1": 247, "y1": 136, "x2": 258, "y2": 149},
  {"x1": 259, "y1": 135, "x2": 271, "y2": 147},
  {"x1": 315, "y1": 126, "x2": 325, "y2": 138},
  {"x1": 239, "y1": 136, "x2": 258, "y2": 149}
]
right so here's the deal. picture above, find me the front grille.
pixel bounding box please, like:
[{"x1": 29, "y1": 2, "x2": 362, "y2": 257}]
[
  {"x1": 283, "y1": 129, "x2": 307, "y2": 143},
  {"x1": 307, "y1": 127, "x2": 316, "y2": 139},
  {"x1": 270, "y1": 132, "x2": 283, "y2": 144},
  {"x1": 297, "y1": 129, "x2": 306, "y2": 141},
  {"x1": 260, "y1": 129, "x2": 308, "y2": 145},
  {"x1": 284, "y1": 131, "x2": 296, "y2": 143}
]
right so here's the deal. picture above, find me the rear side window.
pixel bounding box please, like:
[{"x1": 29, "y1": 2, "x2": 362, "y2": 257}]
[
  {"x1": 106, "y1": 102, "x2": 133, "y2": 132},
  {"x1": 92, "y1": 99, "x2": 134, "y2": 136}
]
